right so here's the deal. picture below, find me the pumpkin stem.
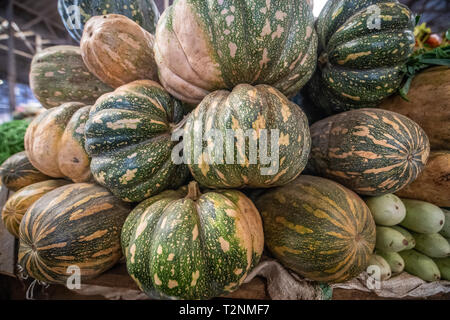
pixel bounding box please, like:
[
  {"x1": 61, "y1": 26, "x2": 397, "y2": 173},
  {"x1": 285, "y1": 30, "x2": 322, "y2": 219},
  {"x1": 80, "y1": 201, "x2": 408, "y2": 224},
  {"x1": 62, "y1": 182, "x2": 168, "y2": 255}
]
[
  {"x1": 318, "y1": 53, "x2": 328, "y2": 69},
  {"x1": 186, "y1": 181, "x2": 202, "y2": 201}
]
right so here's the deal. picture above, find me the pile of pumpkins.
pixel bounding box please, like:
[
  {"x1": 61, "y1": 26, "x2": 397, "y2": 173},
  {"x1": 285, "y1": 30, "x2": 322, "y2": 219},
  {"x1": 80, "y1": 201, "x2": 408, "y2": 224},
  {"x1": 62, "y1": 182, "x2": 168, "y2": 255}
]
[{"x1": 0, "y1": 0, "x2": 449, "y2": 300}]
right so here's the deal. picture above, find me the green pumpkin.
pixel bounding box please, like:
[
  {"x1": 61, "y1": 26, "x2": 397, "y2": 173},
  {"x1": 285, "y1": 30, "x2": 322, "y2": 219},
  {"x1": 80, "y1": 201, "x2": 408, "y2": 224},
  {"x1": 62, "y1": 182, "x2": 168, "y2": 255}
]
[
  {"x1": 84, "y1": 80, "x2": 189, "y2": 203},
  {"x1": 122, "y1": 181, "x2": 264, "y2": 300},
  {"x1": 58, "y1": 0, "x2": 160, "y2": 42},
  {"x1": 18, "y1": 183, "x2": 131, "y2": 284},
  {"x1": 155, "y1": 0, "x2": 318, "y2": 104},
  {"x1": 307, "y1": 0, "x2": 415, "y2": 115},
  {"x1": 29, "y1": 46, "x2": 112, "y2": 109},
  {"x1": 256, "y1": 175, "x2": 376, "y2": 283},
  {"x1": 308, "y1": 108, "x2": 430, "y2": 196},
  {"x1": 184, "y1": 84, "x2": 311, "y2": 189}
]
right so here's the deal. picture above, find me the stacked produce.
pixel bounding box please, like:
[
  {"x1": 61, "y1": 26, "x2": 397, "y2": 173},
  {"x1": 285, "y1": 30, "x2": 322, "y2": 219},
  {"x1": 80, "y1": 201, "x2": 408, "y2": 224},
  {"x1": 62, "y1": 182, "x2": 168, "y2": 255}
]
[
  {"x1": 0, "y1": 0, "x2": 448, "y2": 300},
  {"x1": 366, "y1": 194, "x2": 450, "y2": 281}
]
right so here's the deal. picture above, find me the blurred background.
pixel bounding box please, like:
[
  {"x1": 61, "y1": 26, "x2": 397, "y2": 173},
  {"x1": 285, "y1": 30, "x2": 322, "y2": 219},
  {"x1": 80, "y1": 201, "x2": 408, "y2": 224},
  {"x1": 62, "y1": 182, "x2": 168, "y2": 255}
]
[{"x1": 0, "y1": 0, "x2": 448, "y2": 124}]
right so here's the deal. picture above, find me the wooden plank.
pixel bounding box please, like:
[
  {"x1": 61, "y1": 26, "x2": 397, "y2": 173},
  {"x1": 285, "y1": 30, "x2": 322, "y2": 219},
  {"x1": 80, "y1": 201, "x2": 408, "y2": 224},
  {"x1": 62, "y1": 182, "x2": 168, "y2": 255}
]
[{"x1": 0, "y1": 186, "x2": 16, "y2": 277}]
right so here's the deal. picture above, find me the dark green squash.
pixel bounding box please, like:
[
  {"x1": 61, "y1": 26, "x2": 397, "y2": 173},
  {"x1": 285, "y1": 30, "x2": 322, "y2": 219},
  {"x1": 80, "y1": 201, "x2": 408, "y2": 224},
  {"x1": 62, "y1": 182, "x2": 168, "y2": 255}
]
[
  {"x1": 184, "y1": 84, "x2": 311, "y2": 189},
  {"x1": 85, "y1": 80, "x2": 189, "y2": 203},
  {"x1": 122, "y1": 181, "x2": 264, "y2": 299},
  {"x1": 155, "y1": 0, "x2": 318, "y2": 104},
  {"x1": 18, "y1": 183, "x2": 131, "y2": 284},
  {"x1": 307, "y1": 0, "x2": 415, "y2": 115},
  {"x1": 0, "y1": 152, "x2": 51, "y2": 192},
  {"x1": 256, "y1": 175, "x2": 376, "y2": 283},
  {"x1": 308, "y1": 108, "x2": 430, "y2": 196},
  {"x1": 29, "y1": 46, "x2": 112, "y2": 109},
  {"x1": 58, "y1": 0, "x2": 160, "y2": 42}
]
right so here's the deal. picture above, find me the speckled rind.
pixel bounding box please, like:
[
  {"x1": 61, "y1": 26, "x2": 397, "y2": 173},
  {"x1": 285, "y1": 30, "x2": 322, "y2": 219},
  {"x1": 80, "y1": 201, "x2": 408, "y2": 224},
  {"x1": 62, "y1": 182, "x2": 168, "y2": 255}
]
[
  {"x1": 84, "y1": 80, "x2": 189, "y2": 203},
  {"x1": 29, "y1": 46, "x2": 112, "y2": 109},
  {"x1": 184, "y1": 84, "x2": 311, "y2": 189},
  {"x1": 308, "y1": 108, "x2": 430, "y2": 196},
  {"x1": 255, "y1": 175, "x2": 376, "y2": 283},
  {"x1": 18, "y1": 183, "x2": 131, "y2": 284},
  {"x1": 155, "y1": 0, "x2": 318, "y2": 104},
  {"x1": 307, "y1": 0, "x2": 415, "y2": 115},
  {"x1": 122, "y1": 183, "x2": 264, "y2": 300}
]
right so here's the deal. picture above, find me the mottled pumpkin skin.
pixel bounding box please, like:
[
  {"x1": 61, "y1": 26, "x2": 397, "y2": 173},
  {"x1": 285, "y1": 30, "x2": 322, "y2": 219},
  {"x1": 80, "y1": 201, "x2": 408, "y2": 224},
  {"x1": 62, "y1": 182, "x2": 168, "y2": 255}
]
[
  {"x1": 25, "y1": 102, "x2": 93, "y2": 182},
  {"x1": 307, "y1": 0, "x2": 415, "y2": 115},
  {"x1": 85, "y1": 80, "x2": 189, "y2": 203},
  {"x1": 29, "y1": 46, "x2": 112, "y2": 109},
  {"x1": 155, "y1": 0, "x2": 318, "y2": 104},
  {"x1": 308, "y1": 109, "x2": 430, "y2": 196},
  {"x1": 1, "y1": 180, "x2": 70, "y2": 238},
  {"x1": 81, "y1": 14, "x2": 158, "y2": 88},
  {"x1": 58, "y1": 0, "x2": 160, "y2": 42},
  {"x1": 256, "y1": 175, "x2": 376, "y2": 283},
  {"x1": 122, "y1": 182, "x2": 264, "y2": 300},
  {"x1": 0, "y1": 152, "x2": 51, "y2": 192},
  {"x1": 184, "y1": 84, "x2": 311, "y2": 189},
  {"x1": 18, "y1": 183, "x2": 131, "y2": 284}
]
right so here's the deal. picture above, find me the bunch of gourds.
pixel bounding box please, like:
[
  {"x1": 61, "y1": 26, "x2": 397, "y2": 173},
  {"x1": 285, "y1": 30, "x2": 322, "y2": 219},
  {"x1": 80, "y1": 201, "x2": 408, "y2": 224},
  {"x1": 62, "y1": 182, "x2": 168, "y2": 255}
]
[{"x1": 0, "y1": 0, "x2": 448, "y2": 300}]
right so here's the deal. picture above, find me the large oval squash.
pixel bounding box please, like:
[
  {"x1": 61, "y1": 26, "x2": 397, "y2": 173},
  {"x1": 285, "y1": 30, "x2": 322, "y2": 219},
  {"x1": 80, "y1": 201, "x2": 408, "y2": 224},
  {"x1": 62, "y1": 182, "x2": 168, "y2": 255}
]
[
  {"x1": 307, "y1": 0, "x2": 415, "y2": 114},
  {"x1": 80, "y1": 14, "x2": 158, "y2": 88},
  {"x1": 308, "y1": 108, "x2": 430, "y2": 196},
  {"x1": 154, "y1": 0, "x2": 318, "y2": 104},
  {"x1": 122, "y1": 181, "x2": 264, "y2": 299},
  {"x1": 1, "y1": 180, "x2": 70, "y2": 238},
  {"x1": 18, "y1": 183, "x2": 131, "y2": 284},
  {"x1": 25, "y1": 102, "x2": 92, "y2": 182},
  {"x1": 0, "y1": 152, "x2": 51, "y2": 192},
  {"x1": 29, "y1": 46, "x2": 112, "y2": 109},
  {"x1": 184, "y1": 84, "x2": 311, "y2": 189},
  {"x1": 58, "y1": 0, "x2": 160, "y2": 42},
  {"x1": 85, "y1": 80, "x2": 189, "y2": 203},
  {"x1": 255, "y1": 175, "x2": 376, "y2": 283}
]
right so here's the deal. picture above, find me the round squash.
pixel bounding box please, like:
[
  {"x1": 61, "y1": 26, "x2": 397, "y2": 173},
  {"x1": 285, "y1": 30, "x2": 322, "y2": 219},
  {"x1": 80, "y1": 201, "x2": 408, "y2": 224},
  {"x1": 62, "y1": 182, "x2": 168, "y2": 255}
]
[
  {"x1": 395, "y1": 151, "x2": 450, "y2": 207},
  {"x1": 307, "y1": 0, "x2": 415, "y2": 114},
  {"x1": 380, "y1": 66, "x2": 450, "y2": 150},
  {"x1": 58, "y1": 0, "x2": 160, "y2": 42},
  {"x1": 154, "y1": 0, "x2": 318, "y2": 104},
  {"x1": 29, "y1": 45, "x2": 112, "y2": 109},
  {"x1": 18, "y1": 183, "x2": 131, "y2": 284},
  {"x1": 122, "y1": 181, "x2": 264, "y2": 299},
  {"x1": 25, "y1": 102, "x2": 92, "y2": 182},
  {"x1": 0, "y1": 152, "x2": 51, "y2": 192},
  {"x1": 84, "y1": 80, "x2": 189, "y2": 203},
  {"x1": 308, "y1": 108, "x2": 430, "y2": 196},
  {"x1": 255, "y1": 175, "x2": 376, "y2": 283},
  {"x1": 1, "y1": 180, "x2": 70, "y2": 238},
  {"x1": 184, "y1": 84, "x2": 311, "y2": 189},
  {"x1": 80, "y1": 14, "x2": 158, "y2": 88}
]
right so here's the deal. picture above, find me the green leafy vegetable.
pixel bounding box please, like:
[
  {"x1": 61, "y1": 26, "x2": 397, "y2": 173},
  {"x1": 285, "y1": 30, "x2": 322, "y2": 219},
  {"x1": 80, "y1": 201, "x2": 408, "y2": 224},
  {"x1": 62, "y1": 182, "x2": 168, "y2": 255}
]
[{"x1": 0, "y1": 120, "x2": 30, "y2": 165}]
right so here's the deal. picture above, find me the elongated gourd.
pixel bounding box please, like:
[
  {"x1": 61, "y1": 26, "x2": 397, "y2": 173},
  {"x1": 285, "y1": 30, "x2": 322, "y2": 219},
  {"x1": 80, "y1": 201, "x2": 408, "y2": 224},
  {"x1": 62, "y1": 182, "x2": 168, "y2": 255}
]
[
  {"x1": 400, "y1": 199, "x2": 445, "y2": 234},
  {"x1": 376, "y1": 250, "x2": 405, "y2": 275},
  {"x1": 376, "y1": 226, "x2": 410, "y2": 252},
  {"x1": 399, "y1": 250, "x2": 441, "y2": 282},
  {"x1": 411, "y1": 232, "x2": 450, "y2": 258},
  {"x1": 365, "y1": 194, "x2": 406, "y2": 226}
]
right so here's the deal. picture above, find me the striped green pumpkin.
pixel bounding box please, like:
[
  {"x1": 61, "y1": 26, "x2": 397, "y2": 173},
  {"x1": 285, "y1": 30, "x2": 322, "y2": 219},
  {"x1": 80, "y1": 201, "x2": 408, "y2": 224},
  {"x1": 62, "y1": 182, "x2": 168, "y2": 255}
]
[
  {"x1": 29, "y1": 46, "x2": 112, "y2": 109},
  {"x1": 155, "y1": 0, "x2": 318, "y2": 105},
  {"x1": 0, "y1": 152, "x2": 51, "y2": 192},
  {"x1": 18, "y1": 183, "x2": 131, "y2": 284},
  {"x1": 184, "y1": 84, "x2": 311, "y2": 189},
  {"x1": 85, "y1": 80, "x2": 189, "y2": 203},
  {"x1": 122, "y1": 181, "x2": 264, "y2": 299},
  {"x1": 308, "y1": 108, "x2": 430, "y2": 196},
  {"x1": 1, "y1": 180, "x2": 70, "y2": 238},
  {"x1": 256, "y1": 175, "x2": 376, "y2": 283},
  {"x1": 307, "y1": 0, "x2": 415, "y2": 114},
  {"x1": 58, "y1": 0, "x2": 160, "y2": 42}
]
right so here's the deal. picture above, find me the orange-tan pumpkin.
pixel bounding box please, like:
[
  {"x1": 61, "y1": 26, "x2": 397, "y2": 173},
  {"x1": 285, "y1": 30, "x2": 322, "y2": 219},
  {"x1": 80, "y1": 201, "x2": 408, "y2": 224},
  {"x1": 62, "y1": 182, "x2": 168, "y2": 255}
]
[
  {"x1": 25, "y1": 102, "x2": 92, "y2": 182},
  {"x1": 81, "y1": 14, "x2": 158, "y2": 88}
]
